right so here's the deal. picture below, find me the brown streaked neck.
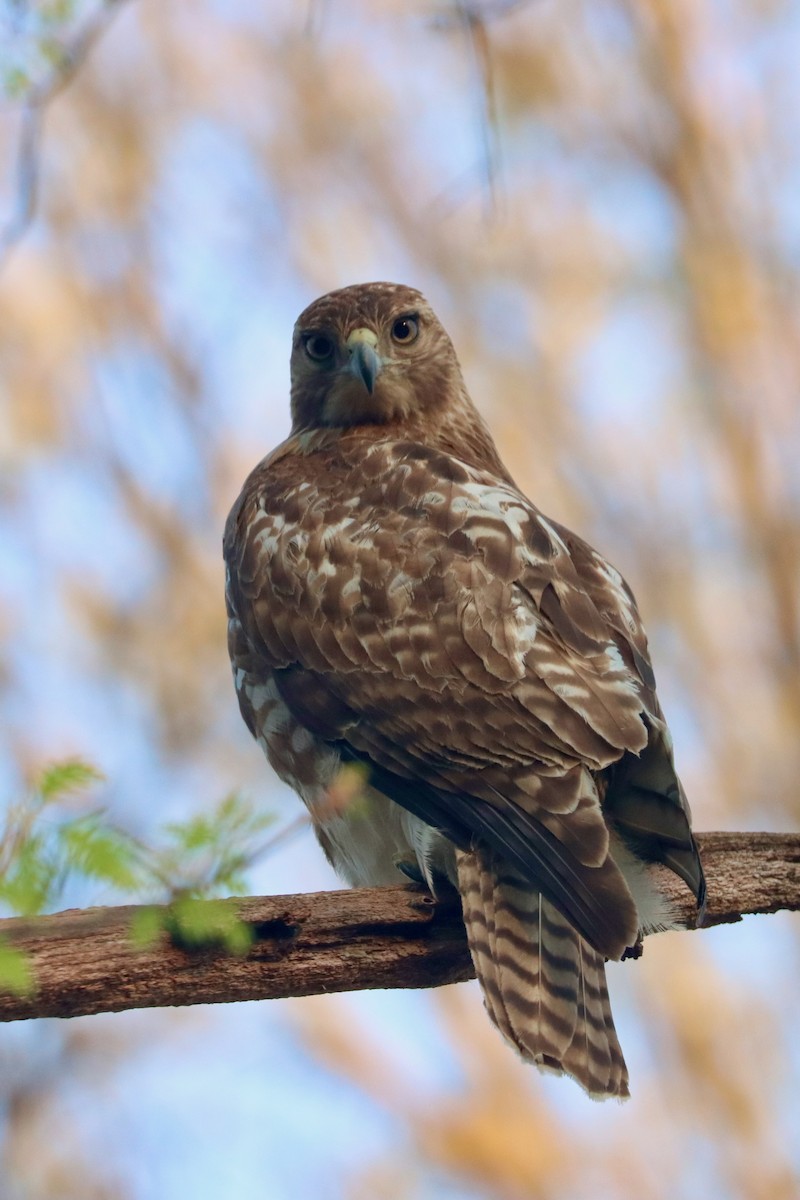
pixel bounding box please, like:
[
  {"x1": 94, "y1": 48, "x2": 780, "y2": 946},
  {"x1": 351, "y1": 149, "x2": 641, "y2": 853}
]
[{"x1": 290, "y1": 385, "x2": 515, "y2": 486}]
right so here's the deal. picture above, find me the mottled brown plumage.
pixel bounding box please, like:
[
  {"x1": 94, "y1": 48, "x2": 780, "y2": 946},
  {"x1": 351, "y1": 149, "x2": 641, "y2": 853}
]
[{"x1": 224, "y1": 281, "x2": 705, "y2": 1098}]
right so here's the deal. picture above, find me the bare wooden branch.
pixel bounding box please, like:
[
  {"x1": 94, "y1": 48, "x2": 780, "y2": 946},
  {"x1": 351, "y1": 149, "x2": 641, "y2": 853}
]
[{"x1": 0, "y1": 831, "x2": 796, "y2": 1023}]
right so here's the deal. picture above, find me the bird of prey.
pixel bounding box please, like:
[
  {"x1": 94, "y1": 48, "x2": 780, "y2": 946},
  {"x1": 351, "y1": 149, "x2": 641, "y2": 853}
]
[{"x1": 224, "y1": 281, "x2": 705, "y2": 1099}]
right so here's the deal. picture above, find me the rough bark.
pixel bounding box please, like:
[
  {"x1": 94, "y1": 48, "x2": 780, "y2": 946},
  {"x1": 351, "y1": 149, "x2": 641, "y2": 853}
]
[{"x1": 0, "y1": 831, "x2": 796, "y2": 1022}]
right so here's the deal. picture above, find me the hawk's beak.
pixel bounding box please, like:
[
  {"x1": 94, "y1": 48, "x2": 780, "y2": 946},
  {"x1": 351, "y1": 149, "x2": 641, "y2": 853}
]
[{"x1": 345, "y1": 328, "x2": 382, "y2": 395}]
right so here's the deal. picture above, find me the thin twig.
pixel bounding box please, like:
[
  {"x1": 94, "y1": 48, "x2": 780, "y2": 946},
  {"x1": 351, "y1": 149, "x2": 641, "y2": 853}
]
[
  {"x1": 457, "y1": 2, "x2": 501, "y2": 216},
  {"x1": 0, "y1": 0, "x2": 134, "y2": 270}
]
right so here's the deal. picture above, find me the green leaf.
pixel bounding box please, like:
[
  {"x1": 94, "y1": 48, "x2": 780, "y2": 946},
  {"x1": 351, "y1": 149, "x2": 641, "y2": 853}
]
[
  {"x1": 58, "y1": 818, "x2": 142, "y2": 891},
  {"x1": 2, "y1": 67, "x2": 31, "y2": 101},
  {"x1": 164, "y1": 814, "x2": 216, "y2": 853},
  {"x1": 128, "y1": 906, "x2": 165, "y2": 950},
  {"x1": 38, "y1": 760, "x2": 103, "y2": 804},
  {"x1": 0, "y1": 940, "x2": 34, "y2": 996},
  {"x1": 154, "y1": 793, "x2": 275, "y2": 897},
  {"x1": 38, "y1": 35, "x2": 68, "y2": 71},
  {"x1": 40, "y1": 0, "x2": 76, "y2": 25},
  {"x1": 165, "y1": 896, "x2": 253, "y2": 955},
  {"x1": 0, "y1": 837, "x2": 60, "y2": 916},
  {"x1": 2, "y1": 762, "x2": 277, "y2": 930}
]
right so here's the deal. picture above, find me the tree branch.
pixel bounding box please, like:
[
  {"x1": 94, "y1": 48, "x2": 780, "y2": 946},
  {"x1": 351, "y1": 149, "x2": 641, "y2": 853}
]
[
  {"x1": 0, "y1": 0, "x2": 134, "y2": 270},
  {"x1": 0, "y1": 831, "x2": 796, "y2": 1022}
]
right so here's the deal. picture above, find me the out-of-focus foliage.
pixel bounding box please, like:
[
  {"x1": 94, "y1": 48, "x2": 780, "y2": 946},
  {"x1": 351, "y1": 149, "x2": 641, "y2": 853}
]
[
  {"x1": 0, "y1": 761, "x2": 130, "y2": 923},
  {"x1": 0, "y1": 760, "x2": 277, "y2": 988},
  {"x1": 0, "y1": 0, "x2": 83, "y2": 98},
  {"x1": 0, "y1": 0, "x2": 798, "y2": 1197}
]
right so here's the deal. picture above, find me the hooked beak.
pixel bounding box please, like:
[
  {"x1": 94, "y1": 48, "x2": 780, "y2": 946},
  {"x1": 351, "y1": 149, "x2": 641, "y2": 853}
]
[{"x1": 345, "y1": 328, "x2": 382, "y2": 394}]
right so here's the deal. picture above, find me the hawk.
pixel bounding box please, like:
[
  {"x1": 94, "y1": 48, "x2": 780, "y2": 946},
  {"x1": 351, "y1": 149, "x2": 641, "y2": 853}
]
[{"x1": 224, "y1": 281, "x2": 705, "y2": 1098}]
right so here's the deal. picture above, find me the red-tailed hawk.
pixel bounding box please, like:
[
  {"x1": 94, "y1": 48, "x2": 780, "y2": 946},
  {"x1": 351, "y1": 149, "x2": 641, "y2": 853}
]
[{"x1": 224, "y1": 281, "x2": 705, "y2": 1098}]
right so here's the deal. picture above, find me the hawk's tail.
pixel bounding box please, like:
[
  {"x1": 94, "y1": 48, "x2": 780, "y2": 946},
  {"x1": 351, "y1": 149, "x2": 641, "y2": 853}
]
[{"x1": 456, "y1": 848, "x2": 629, "y2": 1100}]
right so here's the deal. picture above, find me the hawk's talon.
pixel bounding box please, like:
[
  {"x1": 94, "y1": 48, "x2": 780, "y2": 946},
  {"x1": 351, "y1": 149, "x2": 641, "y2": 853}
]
[
  {"x1": 394, "y1": 858, "x2": 427, "y2": 885},
  {"x1": 621, "y1": 937, "x2": 644, "y2": 961}
]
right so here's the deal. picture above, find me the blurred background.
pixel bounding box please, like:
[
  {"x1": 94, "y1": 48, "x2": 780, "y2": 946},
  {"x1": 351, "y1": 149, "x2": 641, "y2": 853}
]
[{"x1": 1, "y1": 1, "x2": 799, "y2": 1197}]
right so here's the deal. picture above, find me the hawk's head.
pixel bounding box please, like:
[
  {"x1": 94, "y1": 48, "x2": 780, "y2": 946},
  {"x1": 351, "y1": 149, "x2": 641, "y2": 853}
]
[{"x1": 289, "y1": 282, "x2": 463, "y2": 431}]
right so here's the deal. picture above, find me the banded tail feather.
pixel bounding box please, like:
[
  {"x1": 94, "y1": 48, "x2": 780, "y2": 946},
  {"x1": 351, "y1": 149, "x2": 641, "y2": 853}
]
[{"x1": 456, "y1": 847, "x2": 629, "y2": 1099}]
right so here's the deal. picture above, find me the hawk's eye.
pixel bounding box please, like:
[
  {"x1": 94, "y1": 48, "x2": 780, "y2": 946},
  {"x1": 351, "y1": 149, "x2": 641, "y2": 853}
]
[
  {"x1": 304, "y1": 333, "x2": 335, "y2": 362},
  {"x1": 391, "y1": 315, "x2": 419, "y2": 344}
]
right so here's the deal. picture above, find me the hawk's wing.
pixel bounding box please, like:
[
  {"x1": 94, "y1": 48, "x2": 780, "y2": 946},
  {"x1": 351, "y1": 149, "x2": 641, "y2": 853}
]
[{"x1": 225, "y1": 432, "x2": 703, "y2": 959}]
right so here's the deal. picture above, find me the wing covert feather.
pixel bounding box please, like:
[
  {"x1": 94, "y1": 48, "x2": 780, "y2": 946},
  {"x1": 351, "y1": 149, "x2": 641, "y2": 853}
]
[
  {"x1": 226, "y1": 436, "x2": 651, "y2": 767},
  {"x1": 224, "y1": 432, "x2": 700, "y2": 954}
]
